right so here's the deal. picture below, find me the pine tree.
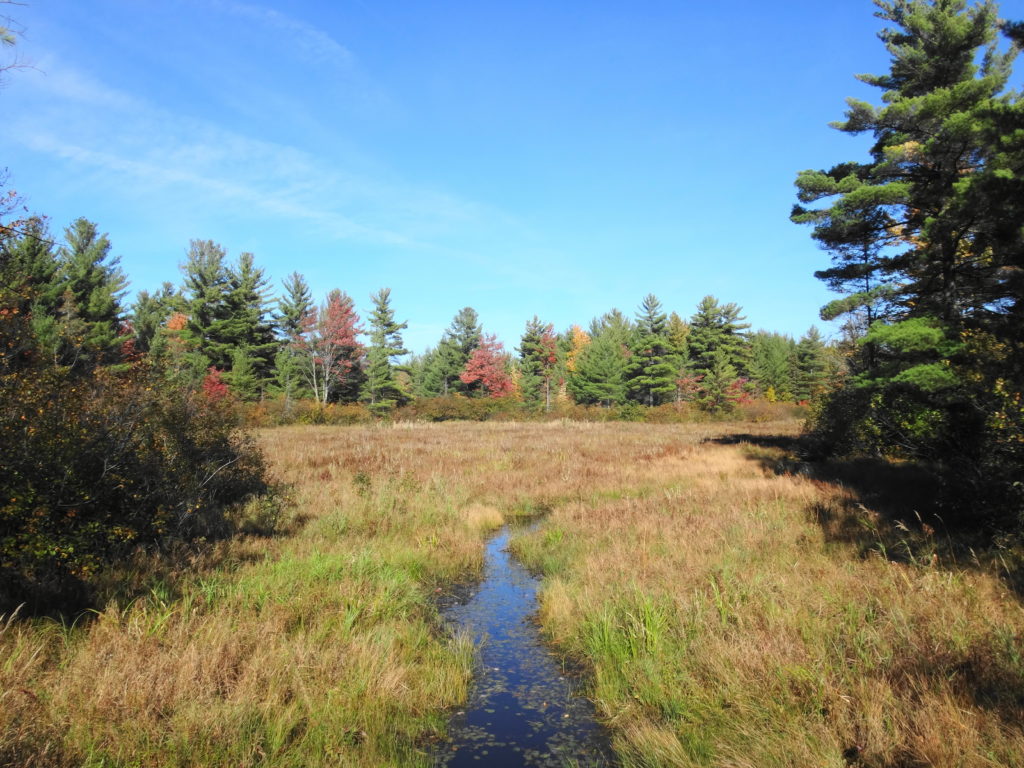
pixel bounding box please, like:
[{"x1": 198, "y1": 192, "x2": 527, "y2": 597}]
[
  {"x1": 362, "y1": 288, "x2": 410, "y2": 411},
  {"x1": 2, "y1": 216, "x2": 58, "y2": 311},
  {"x1": 226, "y1": 346, "x2": 260, "y2": 401},
  {"x1": 588, "y1": 308, "x2": 634, "y2": 343},
  {"x1": 273, "y1": 272, "x2": 314, "y2": 409},
  {"x1": 666, "y1": 311, "x2": 691, "y2": 401},
  {"x1": 791, "y1": 0, "x2": 1024, "y2": 515},
  {"x1": 792, "y1": 0, "x2": 1017, "y2": 335},
  {"x1": 688, "y1": 295, "x2": 751, "y2": 376},
  {"x1": 559, "y1": 324, "x2": 591, "y2": 404},
  {"x1": 699, "y1": 351, "x2": 745, "y2": 413},
  {"x1": 275, "y1": 272, "x2": 313, "y2": 341}
]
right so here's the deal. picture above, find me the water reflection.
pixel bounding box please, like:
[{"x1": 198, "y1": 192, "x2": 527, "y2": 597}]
[{"x1": 436, "y1": 527, "x2": 616, "y2": 767}]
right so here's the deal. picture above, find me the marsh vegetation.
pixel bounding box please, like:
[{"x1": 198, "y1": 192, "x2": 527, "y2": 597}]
[{"x1": 3, "y1": 420, "x2": 1023, "y2": 767}]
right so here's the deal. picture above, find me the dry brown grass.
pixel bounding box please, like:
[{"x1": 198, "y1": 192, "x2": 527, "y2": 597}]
[
  {"x1": 512, "y1": 438, "x2": 1024, "y2": 767},
  {"x1": 4, "y1": 418, "x2": 1021, "y2": 767},
  {"x1": 3, "y1": 420, "x2": 779, "y2": 767}
]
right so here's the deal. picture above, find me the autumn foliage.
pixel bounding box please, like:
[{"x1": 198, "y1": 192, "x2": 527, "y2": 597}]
[
  {"x1": 460, "y1": 333, "x2": 514, "y2": 398},
  {"x1": 0, "y1": 361, "x2": 266, "y2": 612}
]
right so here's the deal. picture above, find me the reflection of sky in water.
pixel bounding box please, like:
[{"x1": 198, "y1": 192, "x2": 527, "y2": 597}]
[{"x1": 436, "y1": 528, "x2": 616, "y2": 767}]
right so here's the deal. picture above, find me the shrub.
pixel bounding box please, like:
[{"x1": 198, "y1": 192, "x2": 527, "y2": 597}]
[
  {"x1": 0, "y1": 362, "x2": 268, "y2": 612},
  {"x1": 393, "y1": 395, "x2": 517, "y2": 422}
]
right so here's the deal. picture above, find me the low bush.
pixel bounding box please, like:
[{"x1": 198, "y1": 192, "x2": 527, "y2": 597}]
[
  {"x1": 0, "y1": 362, "x2": 268, "y2": 612},
  {"x1": 393, "y1": 395, "x2": 517, "y2": 422}
]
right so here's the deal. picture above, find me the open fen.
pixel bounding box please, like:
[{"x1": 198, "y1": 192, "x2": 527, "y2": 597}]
[{"x1": 3, "y1": 420, "x2": 1024, "y2": 767}]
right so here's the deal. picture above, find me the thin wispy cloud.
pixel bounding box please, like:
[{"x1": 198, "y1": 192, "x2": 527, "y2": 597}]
[
  {"x1": 214, "y1": 0, "x2": 355, "y2": 71},
  {"x1": 4, "y1": 56, "x2": 498, "y2": 250}
]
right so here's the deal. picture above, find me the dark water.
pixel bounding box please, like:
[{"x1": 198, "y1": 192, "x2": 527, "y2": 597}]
[{"x1": 435, "y1": 527, "x2": 616, "y2": 767}]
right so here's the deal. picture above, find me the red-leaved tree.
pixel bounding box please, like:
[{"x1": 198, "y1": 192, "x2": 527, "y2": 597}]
[
  {"x1": 294, "y1": 289, "x2": 363, "y2": 404},
  {"x1": 201, "y1": 367, "x2": 231, "y2": 402},
  {"x1": 460, "y1": 333, "x2": 515, "y2": 398}
]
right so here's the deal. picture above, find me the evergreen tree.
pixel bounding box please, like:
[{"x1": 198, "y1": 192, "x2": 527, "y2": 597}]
[
  {"x1": 0, "y1": 217, "x2": 57, "y2": 373},
  {"x1": 273, "y1": 272, "x2": 314, "y2": 409},
  {"x1": 1, "y1": 217, "x2": 58, "y2": 310},
  {"x1": 130, "y1": 282, "x2": 182, "y2": 354},
  {"x1": 699, "y1": 351, "x2": 747, "y2": 413},
  {"x1": 518, "y1": 316, "x2": 558, "y2": 410},
  {"x1": 688, "y1": 295, "x2": 751, "y2": 376},
  {"x1": 626, "y1": 294, "x2": 678, "y2": 406},
  {"x1": 275, "y1": 272, "x2": 313, "y2": 341},
  {"x1": 226, "y1": 345, "x2": 260, "y2": 401},
  {"x1": 793, "y1": 0, "x2": 1017, "y2": 333},
  {"x1": 180, "y1": 239, "x2": 232, "y2": 378},
  {"x1": 792, "y1": 326, "x2": 829, "y2": 402},
  {"x1": 588, "y1": 308, "x2": 634, "y2": 344},
  {"x1": 792, "y1": 0, "x2": 1024, "y2": 516},
  {"x1": 559, "y1": 324, "x2": 591, "y2": 404},
  {"x1": 223, "y1": 252, "x2": 277, "y2": 393},
  {"x1": 569, "y1": 331, "x2": 627, "y2": 406},
  {"x1": 271, "y1": 345, "x2": 306, "y2": 405},
  {"x1": 420, "y1": 307, "x2": 482, "y2": 396},
  {"x1": 749, "y1": 331, "x2": 796, "y2": 401},
  {"x1": 666, "y1": 311, "x2": 691, "y2": 401},
  {"x1": 40, "y1": 218, "x2": 128, "y2": 370},
  {"x1": 362, "y1": 287, "x2": 410, "y2": 411}
]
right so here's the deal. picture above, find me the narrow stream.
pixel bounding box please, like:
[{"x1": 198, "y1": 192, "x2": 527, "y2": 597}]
[{"x1": 435, "y1": 526, "x2": 616, "y2": 767}]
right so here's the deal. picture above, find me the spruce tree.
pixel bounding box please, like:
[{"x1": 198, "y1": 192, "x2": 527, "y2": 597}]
[
  {"x1": 688, "y1": 295, "x2": 751, "y2": 376},
  {"x1": 362, "y1": 287, "x2": 410, "y2": 411},
  {"x1": 130, "y1": 282, "x2": 182, "y2": 354},
  {"x1": 44, "y1": 218, "x2": 128, "y2": 370},
  {"x1": 273, "y1": 272, "x2": 314, "y2": 408},
  {"x1": 626, "y1": 294, "x2": 678, "y2": 406},
  {"x1": 749, "y1": 331, "x2": 796, "y2": 401},
  {"x1": 420, "y1": 307, "x2": 482, "y2": 396},
  {"x1": 569, "y1": 331, "x2": 627, "y2": 406},
  {"x1": 224, "y1": 252, "x2": 277, "y2": 392},
  {"x1": 180, "y1": 239, "x2": 232, "y2": 377},
  {"x1": 518, "y1": 316, "x2": 558, "y2": 410}
]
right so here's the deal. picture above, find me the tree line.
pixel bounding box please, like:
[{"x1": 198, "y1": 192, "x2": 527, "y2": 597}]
[{"x1": 1, "y1": 220, "x2": 835, "y2": 416}]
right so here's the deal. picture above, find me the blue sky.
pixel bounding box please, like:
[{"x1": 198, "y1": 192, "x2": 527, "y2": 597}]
[{"x1": 3, "y1": 0, "x2": 1022, "y2": 354}]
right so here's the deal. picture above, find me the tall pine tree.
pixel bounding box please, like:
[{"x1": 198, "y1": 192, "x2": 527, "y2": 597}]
[
  {"x1": 626, "y1": 294, "x2": 678, "y2": 406},
  {"x1": 688, "y1": 295, "x2": 751, "y2": 376}
]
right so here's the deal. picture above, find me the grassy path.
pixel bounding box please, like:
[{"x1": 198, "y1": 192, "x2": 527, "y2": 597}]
[{"x1": 3, "y1": 421, "x2": 1023, "y2": 767}]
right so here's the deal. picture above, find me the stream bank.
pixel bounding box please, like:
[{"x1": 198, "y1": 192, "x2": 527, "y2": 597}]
[{"x1": 435, "y1": 526, "x2": 616, "y2": 767}]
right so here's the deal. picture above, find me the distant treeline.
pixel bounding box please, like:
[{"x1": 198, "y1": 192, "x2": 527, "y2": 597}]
[{"x1": 1, "y1": 221, "x2": 838, "y2": 417}]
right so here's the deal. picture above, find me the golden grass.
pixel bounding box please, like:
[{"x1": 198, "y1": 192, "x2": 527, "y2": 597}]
[
  {"x1": 512, "y1": 439, "x2": 1024, "y2": 767},
  {"x1": 3, "y1": 418, "x2": 1022, "y2": 767}
]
